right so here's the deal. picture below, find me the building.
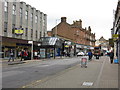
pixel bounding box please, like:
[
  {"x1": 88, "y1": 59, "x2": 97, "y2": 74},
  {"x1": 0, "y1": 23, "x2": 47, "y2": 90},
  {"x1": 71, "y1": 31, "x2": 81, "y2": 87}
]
[
  {"x1": 112, "y1": 0, "x2": 120, "y2": 60},
  {"x1": 48, "y1": 17, "x2": 95, "y2": 55},
  {"x1": 112, "y1": 0, "x2": 120, "y2": 61},
  {"x1": 0, "y1": 0, "x2": 47, "y2": 59},
  {"x1": 95, "y1": 36, "x2": 110, "y2": 54}
]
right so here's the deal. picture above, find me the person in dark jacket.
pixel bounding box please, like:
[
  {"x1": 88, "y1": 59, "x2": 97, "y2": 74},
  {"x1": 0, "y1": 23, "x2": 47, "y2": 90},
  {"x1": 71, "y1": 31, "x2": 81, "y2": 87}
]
[
  {"x1": 88, "y1": 50, "x2": 93, "y2": 60},
  {"x1": 109, "y1": 50, "x2": 114, "y2": 64},
  {"x1": 8, "y1": 49, "x2": 14, "y2": 62},
  {"x1": 20, "y1": 49, "x2": 25, "y2": 61}
]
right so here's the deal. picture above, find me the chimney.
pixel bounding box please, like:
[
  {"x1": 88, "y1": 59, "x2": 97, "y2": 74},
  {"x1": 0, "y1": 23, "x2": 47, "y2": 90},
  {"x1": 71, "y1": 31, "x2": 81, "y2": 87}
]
[
  {"x1": 88, "y1": 26, "x2": 91, "y2": 32},
  {"x1": 79, "y1": 19, "x2": 82, "y2": 28},
  {"x1": 61, "y1": 17, "x2": 66, "y2": 22}
]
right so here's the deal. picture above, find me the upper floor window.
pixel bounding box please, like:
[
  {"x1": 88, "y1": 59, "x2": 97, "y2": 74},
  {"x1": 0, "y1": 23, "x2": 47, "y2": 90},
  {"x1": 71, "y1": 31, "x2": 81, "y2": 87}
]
[
  {"x1": 20, "y1": 8, "x2": 22, "y2": 17},
  {"x1": 4, "y1": 0, "x2": 8, "y2": 12},
  {"x1": 35, "y1": 15, "x2": 38, "y2": 23},
  {"x1": 31, "y1": 13, "x2": 33, "y2": 21},
  {"x1": 12, "y1": 5, "x2": 16, "y2": 15},
  {"x1": 25, "y1": 11, "x2": 28, "y2": 20},
  {"x1": 12, "y1": 24, "x2": 15, "y2": 34},
  {"x1": 4, "y1": 22, "x2": 7, "y2": 32},
  {"x1": 25, "y1": 28, "x2": 28, "y2": 36}
]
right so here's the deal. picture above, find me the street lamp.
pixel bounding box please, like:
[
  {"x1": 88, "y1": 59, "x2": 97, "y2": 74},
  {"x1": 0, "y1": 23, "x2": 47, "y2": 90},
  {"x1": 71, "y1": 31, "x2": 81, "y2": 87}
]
[{"x1": 55, "y1": 19, "x2": 60, "y2": 37}]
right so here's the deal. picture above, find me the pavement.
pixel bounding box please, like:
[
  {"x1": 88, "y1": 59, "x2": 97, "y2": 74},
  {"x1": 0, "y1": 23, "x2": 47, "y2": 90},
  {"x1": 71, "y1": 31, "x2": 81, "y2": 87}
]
[
  {"x1": 0, "y1": 56, "x2": 72, "y2": 67},
  {"x1": 21, "y1": 56, "x2": 118, "y2": 88}
]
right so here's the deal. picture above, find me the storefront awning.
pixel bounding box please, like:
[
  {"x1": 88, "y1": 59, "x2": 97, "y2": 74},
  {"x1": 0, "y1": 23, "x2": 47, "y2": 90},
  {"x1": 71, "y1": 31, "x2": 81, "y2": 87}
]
[{"x1": 40, "y1": 37, "x2": 63, "y2": 47}]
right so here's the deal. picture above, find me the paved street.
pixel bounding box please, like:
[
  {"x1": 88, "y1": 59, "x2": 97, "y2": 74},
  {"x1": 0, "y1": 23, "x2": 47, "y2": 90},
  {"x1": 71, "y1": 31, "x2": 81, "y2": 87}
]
[
  {"x1": 1, "y1": 56, "x2": 118, "y2": 88},
  {"x1": 2, "y1": 57, "x2": 83, "y2": 88},
  {"x1": 22, "y1": 56, "x2": 118, "y2": 88}
]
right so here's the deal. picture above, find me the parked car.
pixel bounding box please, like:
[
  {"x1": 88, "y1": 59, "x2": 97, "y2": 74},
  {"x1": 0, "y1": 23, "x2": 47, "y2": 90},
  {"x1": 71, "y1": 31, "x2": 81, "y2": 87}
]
[{"x1": 77, "y1": 52, "x2": 85, "y2": 56}]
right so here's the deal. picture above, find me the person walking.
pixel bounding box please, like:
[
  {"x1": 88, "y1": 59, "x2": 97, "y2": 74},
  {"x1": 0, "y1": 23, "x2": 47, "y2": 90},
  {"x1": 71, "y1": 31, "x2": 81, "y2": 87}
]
[
  {"x1": 8, "y1": 49, "x2": 14, "y2": 62},
  {"x1": 24, "y1": 50, "x2": 28, "y2": 60},
  {"x1": 109, "y1": 50, "x2": 114, "y2": 64},
  {"x1": 20, "y1": 49, "x2": 24, "y2": 61},
  {"x1": 88, "y1": 50, "x2": 93, "y2": 60}
]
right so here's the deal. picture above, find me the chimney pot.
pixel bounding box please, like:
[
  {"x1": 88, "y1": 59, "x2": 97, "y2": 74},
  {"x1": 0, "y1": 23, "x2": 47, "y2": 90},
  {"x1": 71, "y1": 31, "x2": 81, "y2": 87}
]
[{"x1": 61, "y1": 17, "x2": 66, "y2": 22}]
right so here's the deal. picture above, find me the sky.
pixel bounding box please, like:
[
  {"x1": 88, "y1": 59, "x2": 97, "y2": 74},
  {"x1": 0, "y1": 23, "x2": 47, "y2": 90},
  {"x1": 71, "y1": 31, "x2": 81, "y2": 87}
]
[{"x1": 22, "y1": 0, "x2": 118, "y2": 40}]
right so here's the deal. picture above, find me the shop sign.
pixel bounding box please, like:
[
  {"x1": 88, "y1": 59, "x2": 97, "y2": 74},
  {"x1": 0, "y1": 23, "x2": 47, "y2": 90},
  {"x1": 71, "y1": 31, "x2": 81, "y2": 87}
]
[
  {"x1": 14, "y1": 28, "x2": 24, "y2": 35},
  {"x1": 65, "y1": 45, "x2": 69, "y2": 48},
  {"x1": 112, "y1": 34, "x2": 119, "y2": 38},
  {"x1": 112, "y1": 34, "x2": 119, "y2": 41}
]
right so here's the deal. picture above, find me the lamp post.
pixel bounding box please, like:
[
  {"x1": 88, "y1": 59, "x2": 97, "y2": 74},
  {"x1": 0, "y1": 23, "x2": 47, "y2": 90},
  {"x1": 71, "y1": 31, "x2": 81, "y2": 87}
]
[{"x1": 55, "y1": 19, "x2": 60, "y2": 37}]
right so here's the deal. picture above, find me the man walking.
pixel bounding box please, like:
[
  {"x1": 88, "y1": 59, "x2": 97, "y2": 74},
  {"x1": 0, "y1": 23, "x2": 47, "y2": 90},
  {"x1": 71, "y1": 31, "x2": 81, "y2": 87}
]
[
  {"x1": 88, "y1": 50, "x2": 93, "y2": 60},
  {"x1": 8, "y1": 49, "x2": 14, "y2": 62}
]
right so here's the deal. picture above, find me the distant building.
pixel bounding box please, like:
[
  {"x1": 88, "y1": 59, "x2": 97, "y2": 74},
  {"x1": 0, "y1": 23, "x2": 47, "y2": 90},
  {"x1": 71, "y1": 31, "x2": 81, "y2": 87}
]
[
  {"x1": 0, "y1": 0, "x2": 47, "y2": 58},
  {"x1": 48, "y1": 17, "x2": 95, "y2": 54},
  {"x1": 95, "y1": 36, "x2": 109, "y2": 51}
]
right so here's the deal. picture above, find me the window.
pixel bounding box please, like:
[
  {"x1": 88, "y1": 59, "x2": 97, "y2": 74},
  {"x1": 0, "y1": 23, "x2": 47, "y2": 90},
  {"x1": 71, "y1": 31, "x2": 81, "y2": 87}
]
[
  {"x1": 20, "y1": 8, "x2": 22, "y2": 17},
  {"x1": 4, "y1": 22, "x2": 7, "y2": 32},
  {"x1": 25, "y1": 28, "x2": 28, "y2": 36},
  {"x1": 12, "y1": 24, "x2": 15, "y2": 33},
  {"x1": 40, "y1": 32, "x2": 41, "y2": 39},
  {"x1": 36, "y1": 30, "x2": 37, "y2": 39},
  {"x1": 31, "y1": 13, "x2": 33, "y2": 21},
  {"x1": 35, "y1": 15, "x2": 38, "y2": 23},
  {"x1": 4, "y1": 0, "x2": 8, "y2": 12},
  {"x1": 12, "y1": 5, "x2": 16, "y2": 15},
  {"x1": 31, "y1": 29, "x2": 33, "y2": 38},
  {"x1": 25, "y1": 11, "x2": 28, "y2": 20}
]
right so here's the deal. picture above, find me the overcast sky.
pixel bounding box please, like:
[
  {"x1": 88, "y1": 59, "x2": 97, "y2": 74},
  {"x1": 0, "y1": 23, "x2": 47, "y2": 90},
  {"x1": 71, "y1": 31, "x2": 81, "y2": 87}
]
[{"x1": 22, "y1": 0, "x2": 118, "y2": 40}]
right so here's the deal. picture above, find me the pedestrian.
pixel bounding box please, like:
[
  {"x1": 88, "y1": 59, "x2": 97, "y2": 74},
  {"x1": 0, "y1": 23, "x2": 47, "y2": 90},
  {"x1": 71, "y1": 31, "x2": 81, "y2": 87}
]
[
  {"x1": 24, "y1": 50, "x2": 28, "y2": 60},
  {"x1": 109, "y1": 50, "x2": 114, "y2": 64},
  {"x1": 20, "y1": 49, "x2": 24, "y2": 61},
  {"x1": 88, "y1": 50, "x2": 93, "y2": 60},
  {"x1": 34, "y1": 51, "x2": 38, "y2": 59},
  {"x1": 8, "y1": 49, "x2": 14, "y2": 62},
  {"x1": 18, "y1": 50, "x2": 21, "y2": 59},
  {"x1": 37, "y1": 51, "x2": 41, "y2": 59}
]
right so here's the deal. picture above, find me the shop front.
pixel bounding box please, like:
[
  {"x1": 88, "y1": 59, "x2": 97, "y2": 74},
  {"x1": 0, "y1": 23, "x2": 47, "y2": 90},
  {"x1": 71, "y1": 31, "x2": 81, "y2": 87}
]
[
  {"x1": 38, "y1": 37, "x2": 64, "y2": 59},
  {"x1": 2, "y1": 37, "x2": 32, "y2": 59}
]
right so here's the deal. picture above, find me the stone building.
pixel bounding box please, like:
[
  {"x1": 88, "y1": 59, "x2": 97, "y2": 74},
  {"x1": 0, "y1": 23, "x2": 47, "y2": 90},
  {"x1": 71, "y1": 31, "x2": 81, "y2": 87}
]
[
  {"x1": 0, "y1": 0, "x2": 47, "y2": 59},
  {"x1": 48, "y1": 17, "x2": 95, "y2": 54}
]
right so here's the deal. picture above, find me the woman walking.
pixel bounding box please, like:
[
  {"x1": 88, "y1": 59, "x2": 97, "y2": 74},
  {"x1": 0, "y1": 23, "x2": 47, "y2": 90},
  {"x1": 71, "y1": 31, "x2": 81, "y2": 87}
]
[{"x1": 109, "y1": 50, "x2": 114, "y2": 64}]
